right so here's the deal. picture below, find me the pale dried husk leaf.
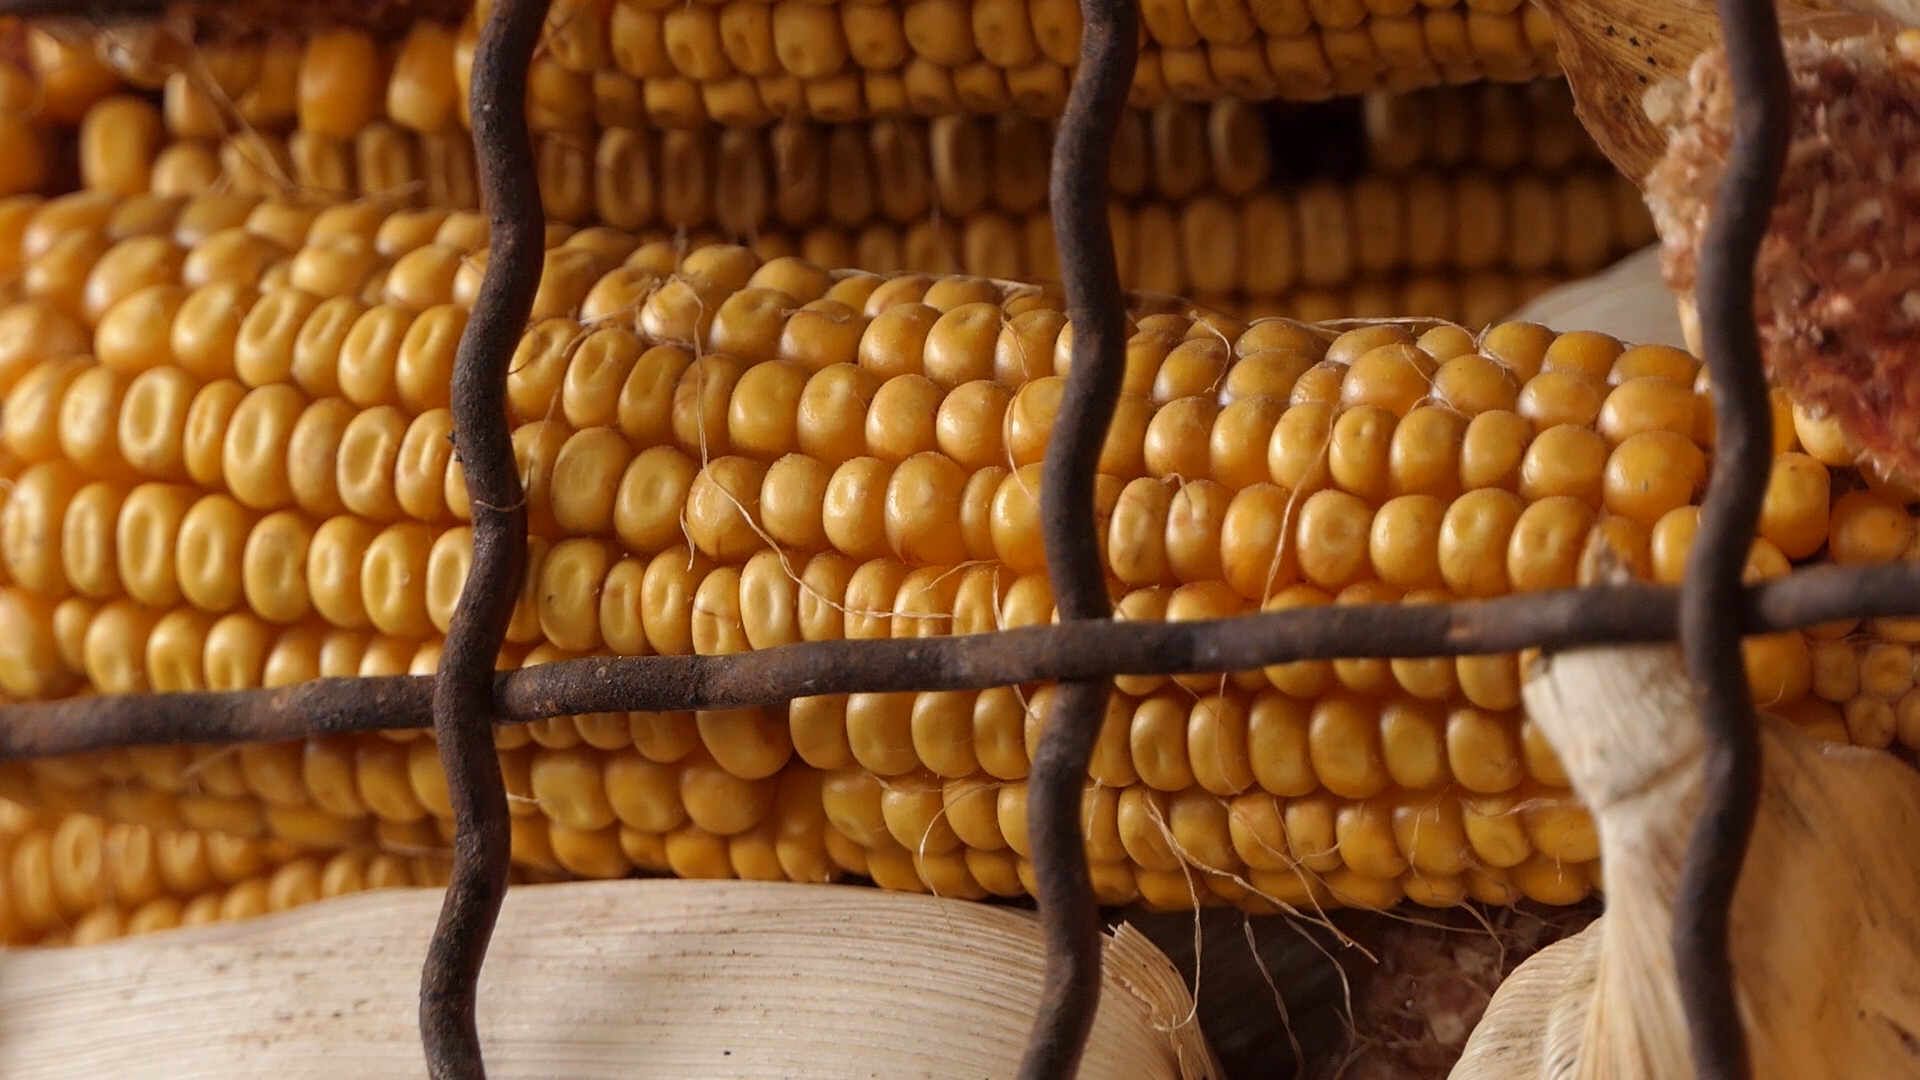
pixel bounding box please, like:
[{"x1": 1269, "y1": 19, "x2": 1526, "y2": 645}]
[
  {"x1": 1536, "y1": 0, "x2": 1879, "y2": 181},
  {"x1": 0, "y1": 879, "x2": 1219, "y2": 1079},
  {"x1": 1451, "y1": 643, "x2": 1920, "y2": 1079}
]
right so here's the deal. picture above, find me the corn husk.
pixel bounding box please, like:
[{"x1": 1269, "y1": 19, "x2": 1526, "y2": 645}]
[
  {"x1": 0, "y1": 878, "x2": 1217, "y2": 1079},
  {"x1": 1655, "y1": 31, "x2": 1920, "y2": 488},
  {"x1": 1533, "y1": 0, "x2": 1879, "y2": 181},
  {"x1": 1451, "y1": 640, "x2": 1920, "y2": 1079}
]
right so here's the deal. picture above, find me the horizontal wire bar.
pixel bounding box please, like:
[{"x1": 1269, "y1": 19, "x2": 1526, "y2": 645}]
[{"x1": 2, "y1": 561, "x2": 1913, "y2": 759}]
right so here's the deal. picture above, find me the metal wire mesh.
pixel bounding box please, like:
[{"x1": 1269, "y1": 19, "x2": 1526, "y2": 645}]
[{"x1": 0, "y1": 0, "x2": 1825, "y2": 1076}]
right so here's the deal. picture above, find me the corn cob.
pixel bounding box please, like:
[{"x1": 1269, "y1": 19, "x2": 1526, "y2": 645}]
[
  {"x1": 0, "y1": 799, "x2": 453, "y2": 947},
  {"x1": 0, "y1": 199, "x2": 1901, "y2": 913},
  {"x1": 1359, "y1": 80, "x2": 1603, "y2": 174},
  {"x1": 10, "y1": 16, "x2": 1564, "y2": 187},
  {"x1": 74, "y1": 79, "x2": 1610, "y2": 208},
  {"x1": 56, "y1": 89, "x2": 1653, "y2": 322},
  {"x1": 0, "y1": 25, "x2": 1586, "y2": 245},
  {"x1": 0, "y1": 183, "x2": 1591, "y2": 327},
  {"x1": 0, "y1": 62, "x2": 50, "y2": 199},
  {"x1": 545, "y1": 175, "x2": 1643, "y2": 311},
  {"x1": 66, "y1": 80, "x2": 1648, "y2": 269},
  {"x1": 47, "y1": 1, "x2": 1561, "y2": 146},
  {"x1": 30, "y1": 36, "x2": 1650, "y2": 323},
  {"x1": 527, "y1": 1, "x2": 1561, "y2": 124}
]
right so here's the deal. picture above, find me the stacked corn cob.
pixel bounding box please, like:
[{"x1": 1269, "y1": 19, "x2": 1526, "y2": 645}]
[
  {"x1": 0, "y1": 0, "x2": 1910, "y2": 930},
  {"x1": 69, "y1": 55, "x2": 1610, "y2": 212},
  {"x1": 0, "y1": 175, "x2": 1907, "y2": 912},
  {"x1": 12, "y1": 17, "x2": 1567, "y2": 192},
  {"x1": 6, "y1": 17, "x2": 1652, "y2": 324},
  {"x1": 0, "y1": 797, "x2": 455, "y2": 947},
  {"x1": 59, "y1": 0, "x2": 1558, "y2": 140}
]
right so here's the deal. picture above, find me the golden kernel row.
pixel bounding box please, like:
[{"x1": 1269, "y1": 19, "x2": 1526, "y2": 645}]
[
  {"x1": 0, "y1": 232, "x2": 1886, "y2": 676},
  {"x1": 0, "y1": 186, "x2": 1644, "y2": 420},
  {"x1": 63, "y1": 91, "x2": 1652, "y2": 299},
  {"x1": 0, "y1": 800, "x2": 451, "y2": 946},
  {"x1": 17, "y1": 7, "x2": 1567, "y2": 155},
  {"x1": 1359, "y1": 81, "x2": 1602, "y2": 174},
  {"x1": 0, "y1": 246, "x2": 1883, "y2": 724},
  {"x1": 3, "y1": 14, "x2": 1586, "y2": 216},
  {"x1": 0, "y1": 335, "x2": 1747, "y2": 613},
  {"x1": 89, "y1": 75, "x2": 1613, "y2": 213},
  {"x1": 581, "y1": 2, "x2": 1559, "y2": 125},
  {"x1": 0, "y1": 225, "x2": 1904, "y2": 918},
  {"x1": 0, "y1": 678, "x2": 1602, "y2": 914},
  {"x1": 10, "y1": 594, "x2": 1561, "y2": 809}
]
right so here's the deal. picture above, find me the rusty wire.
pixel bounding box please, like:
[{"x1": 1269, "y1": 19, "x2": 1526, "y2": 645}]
[
  {"x1": 7, "y1": 566, "x2": 1920, "y2": 757},
  {"x1": 0, "y1": 0, "x2": 160, "y2": 14},
  {"x1": 0, "y1": 0, "x2": 1860, "y2": 1077},
  {"x1": 1019, "y1": 0, "x2": 1139, "y2": 1071},
  {"x1": 417, "y1": 0, "x2": 548, "y2": 1075},
  {"x1": 1673, "y1": 0, "x2": 1791, "y2": 1073},
  {"x1": 0, "y1": 0, "x2": 473, "y2": 35}
]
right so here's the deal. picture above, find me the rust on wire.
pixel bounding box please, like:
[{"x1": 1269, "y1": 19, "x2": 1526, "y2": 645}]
[
  {"x1": 8, "y1": 564, "x2": 1920, "y2": 757},
  {"x1": 1019, "y1": 0, "x2": 1138, "y2": 1069},
  {"x1": 0, "y1": 0, "x2": 472, "y2": 33},
  {"x1": 0, "y1": 0, "x2": 160, "y2": 15},
  {"x1": 1673, "y1": 0, "x2": 1792, "y2": 1073},
  {"x1": 0, "y1": 4, "x2": 1878, "y2": 1080},
  {"x1": 418, "y1": 0, "x2": 549, "y2": 1076}
]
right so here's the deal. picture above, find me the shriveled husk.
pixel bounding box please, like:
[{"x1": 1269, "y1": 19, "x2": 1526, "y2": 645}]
[
  {"x1": 1451, "y1": 639, "x2": 1920, "y2": 1078},
  {"x1": 1655, "y1": 31, "x2": 1920, "y2": 489},
  {"x1": 1540, "y1": 0, "x2": 1879, "y2": 182}
]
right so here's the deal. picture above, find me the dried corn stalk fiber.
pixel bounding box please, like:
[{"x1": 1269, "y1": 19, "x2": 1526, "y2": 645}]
[
  {"x1": 4, "y1": 20, "x2": 1655, "y2": 325},
  {"x1": 4, "y1": 192, "x2": 1919, "y2": 912},
  {"x1": 1450, "y1": 639, "x2": 1920, "y2": 1079}
]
